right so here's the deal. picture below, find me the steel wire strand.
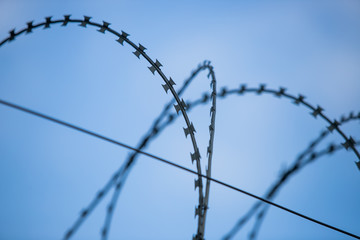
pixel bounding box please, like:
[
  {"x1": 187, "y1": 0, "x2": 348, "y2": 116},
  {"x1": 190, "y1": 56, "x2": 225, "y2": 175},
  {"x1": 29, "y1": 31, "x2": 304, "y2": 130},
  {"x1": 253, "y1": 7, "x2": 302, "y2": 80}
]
[
  {"x1": 100, "y1": 61, "x2": 217, "y2": 240},
  {"x1": 200, "y1": 62, "x2": 217, "y2": 238}
]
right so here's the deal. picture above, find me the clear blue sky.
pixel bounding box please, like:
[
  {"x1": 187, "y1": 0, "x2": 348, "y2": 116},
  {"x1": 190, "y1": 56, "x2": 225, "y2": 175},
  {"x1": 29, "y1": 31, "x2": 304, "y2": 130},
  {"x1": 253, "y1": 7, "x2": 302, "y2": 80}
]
[{"x1": 0, "y1": 0, "x2": 359, "y2": 239}]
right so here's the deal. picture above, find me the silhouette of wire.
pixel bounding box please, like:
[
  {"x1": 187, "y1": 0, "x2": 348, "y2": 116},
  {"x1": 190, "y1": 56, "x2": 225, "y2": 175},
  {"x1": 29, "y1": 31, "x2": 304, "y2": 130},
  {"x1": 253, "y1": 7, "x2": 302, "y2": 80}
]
[
  {"x1": 223, "y1": 112, "x2": 360, "y2": 239},
  {"x1": 201, "y1": 61, "x2": 217, "y2": 238},
  {"x1": 1, "y1": 98, "x2": 360, "y2": 239}
]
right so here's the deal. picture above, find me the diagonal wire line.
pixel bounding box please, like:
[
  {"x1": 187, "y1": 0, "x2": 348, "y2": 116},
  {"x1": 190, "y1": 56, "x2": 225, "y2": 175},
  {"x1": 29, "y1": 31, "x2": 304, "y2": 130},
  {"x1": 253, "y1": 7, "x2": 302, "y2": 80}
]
[
  {"x1": 2, "y1": 84, "x2": 359, "y2": 239},
  {"x1": 2, "y1": 82, "x2": 359, "y2": 239},
  {"x1": 0, "y1": 99, "x2": 360, "y2": 239}
]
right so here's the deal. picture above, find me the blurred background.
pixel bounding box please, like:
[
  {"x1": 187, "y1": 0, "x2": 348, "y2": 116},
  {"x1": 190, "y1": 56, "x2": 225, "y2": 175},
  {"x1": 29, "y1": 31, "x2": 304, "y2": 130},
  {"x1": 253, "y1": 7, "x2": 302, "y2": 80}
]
[{"x1": 0, "y1": 0, "x2": 359, "y2": 239}]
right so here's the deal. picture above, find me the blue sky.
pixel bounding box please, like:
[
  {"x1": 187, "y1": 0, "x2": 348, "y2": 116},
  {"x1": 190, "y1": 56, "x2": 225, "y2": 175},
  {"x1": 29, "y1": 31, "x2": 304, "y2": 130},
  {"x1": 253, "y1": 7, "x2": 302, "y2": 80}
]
[{"x1": 0, "y1": 0, "x2": 359, "y2": 239}]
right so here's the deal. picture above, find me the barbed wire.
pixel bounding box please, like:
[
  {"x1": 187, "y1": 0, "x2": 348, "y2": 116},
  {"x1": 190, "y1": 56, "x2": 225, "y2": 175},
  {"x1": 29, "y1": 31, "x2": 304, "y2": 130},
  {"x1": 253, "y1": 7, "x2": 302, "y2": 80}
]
[
  {"x1": 100, "y1": 60, "x2": 216, "y2": 240},
  {"x1": 63, "y1": 80, "x2": 360, "y2": 239},
  {"x1": 201, "y1": 61, "x2": 217, "y2": 238},
  {"x1": 222, "y1": 111, "x2": 360, "y2": 240},
  {"x1": 2, "y1": 86, "x2": 359, "y2": 239},
  {"x1": 60, "y1": 61, "x2": 216, "y2": 239},
  {"x1": 1, "y1": 15, "x2": 359, "y2": 239}
]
